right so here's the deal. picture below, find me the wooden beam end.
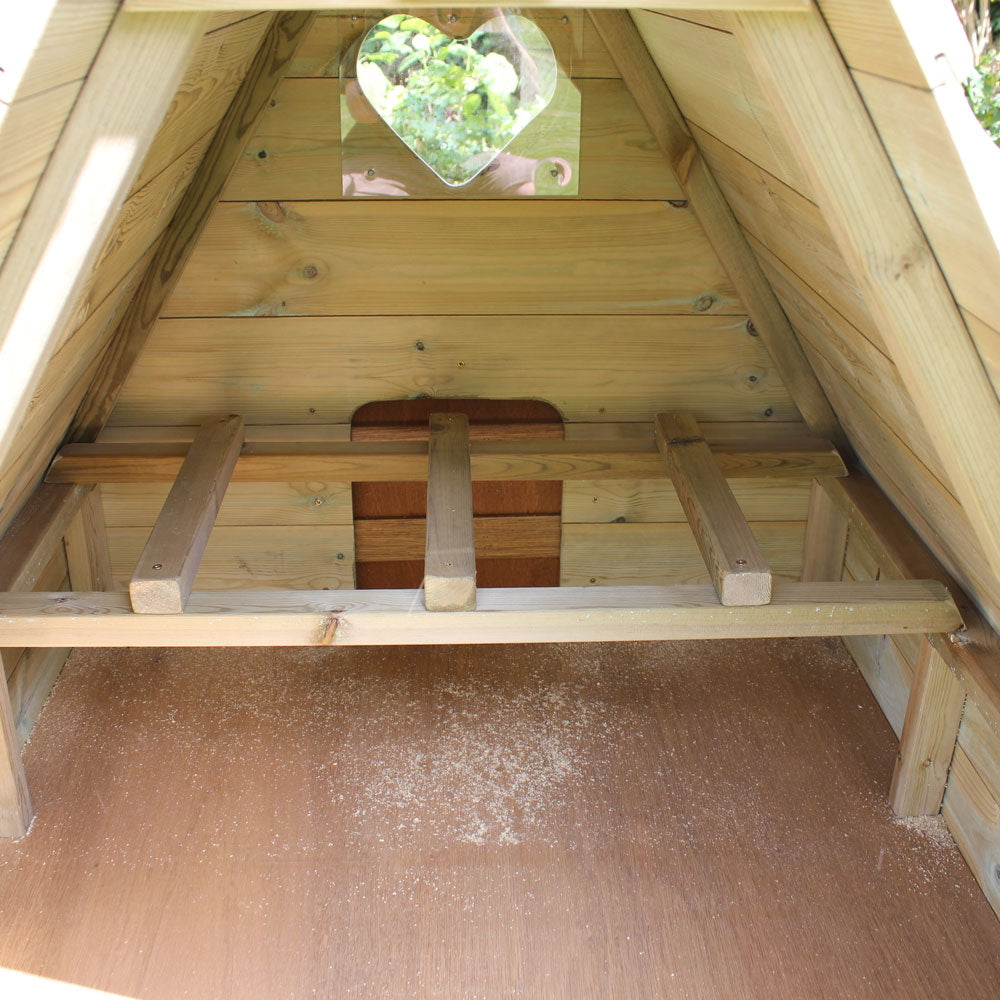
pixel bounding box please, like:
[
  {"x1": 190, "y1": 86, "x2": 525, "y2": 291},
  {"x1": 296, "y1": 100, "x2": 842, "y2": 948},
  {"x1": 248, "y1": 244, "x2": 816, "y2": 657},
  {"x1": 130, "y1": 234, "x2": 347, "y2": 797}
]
[
  {"x1": 720, "y1": 568, "x2": 773, "y2": 607},
  {"x1": 129, "y1": 577, "x2": 185, "y2": 615},
  {"x1": 424, "y1": 576, "x2": 478, "y2": 613}
]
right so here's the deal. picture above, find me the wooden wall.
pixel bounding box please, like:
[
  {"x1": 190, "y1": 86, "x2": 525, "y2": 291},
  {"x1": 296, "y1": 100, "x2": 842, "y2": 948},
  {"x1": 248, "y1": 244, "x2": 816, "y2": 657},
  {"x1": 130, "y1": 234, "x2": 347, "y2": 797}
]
[
  {"x1": 0, "y1": 1, "x2": 119, "y2": 265},
  {"x1": 0, "y1": 12, "x2": 273, "y2": 539},
  {"x1": 632, "y1": 3, "x2": 1000, "y2": 632},
  {"x1": 841, "y1": 519, "x2": 1000, "y2": 917},
  {"x1": 629, "y1": 2, "x2": 1000, "y2": 919},
  {"x1": 0, "y1": 11, "x2": 274, "y2": 742},
  {"x1": 100, "y1": 9, "x2": 808, "y2": 592}
]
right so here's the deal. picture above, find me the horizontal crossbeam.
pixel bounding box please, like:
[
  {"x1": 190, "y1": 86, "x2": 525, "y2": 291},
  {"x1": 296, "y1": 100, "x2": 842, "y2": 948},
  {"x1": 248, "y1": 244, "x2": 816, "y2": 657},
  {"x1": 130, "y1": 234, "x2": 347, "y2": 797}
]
[
  {"x1": 47, "y1": 434, "x2": 846, "y2": 484},
  {"x1": 0, "y1": 581, "x2": 960, "y2": 647}
]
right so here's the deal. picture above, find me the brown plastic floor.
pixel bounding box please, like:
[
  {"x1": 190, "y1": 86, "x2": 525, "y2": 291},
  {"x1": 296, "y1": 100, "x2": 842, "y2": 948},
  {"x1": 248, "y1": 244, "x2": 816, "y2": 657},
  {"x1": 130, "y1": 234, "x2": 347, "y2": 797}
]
[{"x1": 1, "y1": 638, "x2": 999, "y2": 999}]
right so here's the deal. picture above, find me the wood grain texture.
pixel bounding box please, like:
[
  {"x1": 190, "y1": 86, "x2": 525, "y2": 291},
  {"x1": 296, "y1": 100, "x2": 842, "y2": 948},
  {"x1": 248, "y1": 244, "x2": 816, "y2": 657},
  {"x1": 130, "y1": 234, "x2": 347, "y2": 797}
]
[
  {"x1": 106, "y1": 314, "x2": 790, "y2": 426},
  {"x1": 0, "y1": 484, "x2": 90, "y2": 593},
  {"x1": 0, "y1": 666, "x2": 30, "y2": 837},
  {"x1": 0, "y1": 581, "x2": 960, "y2": 647},
  {"x1": 694, "y1": 124, "x2": 877, "y2": 350},
  {"x1": 590, "y1": 11, "x2": 840, "y2": 444},
  {"x1": 801, "y1": 478, "x2": 848, "y2": 582},
  {"x1": 127, "y1": 14, "x2": 273, "y2": 194},
  {"x1": 943, "y1": 745, "x2": 1000, "y2": 915},
  {"x1": 656, "y1": 411, "x2": 770, "y2": 605},
  {"x1": 102, "y1": 481, "x2": 354, "y2": 527},
  {"x1": 0, "y1": 11, "x2": 207, "y2": 481},
  {"x1": 736, "y1": 8, "x2": 1000, "y2": 604},
  {"x1": 851, "y1": 68, "x2": 1000, "y2": 383},
  {"x1": 424, "y1": 414, "x2": 476, "y2": 611},
  {"x1": 631, "y1": 9, "x2": 810, "y2": 191},
  {"x1": 820, "y1": 473, "x2": 1000, "y2": 739},
  {"x1": 129, "y1": 415, "x2": 245, "y2": 614},
  {"x1": 0, "y1": 82, "x2": 81, "y2": 265},
  {"x1": 224, "y1": 78, "x2": 681, "y2": 200},
  {"x1": 69, "y1": 11, "x2": 316, "y2": 444},
  {"x1": 63, "y1": 487, "x2": 113, "y2": 593},
  {"x1": 108, "y1": 525, "x2": 355, "y2": 591},
  {"x1": 358, "y1": 516, "x2": 561, "y2": 563},
  {"x1": 891, "y1": 637, "x2": 966, "y2": 817},
  {"x1": 816, "y1": 0, "x2": 971, "y2": 88},
  {"x1": 560, "y1": 520, "x2": 802, "y2": 587},
  {"x1": 48, "y1": 433, "x2": 848, "y2": 485},
  {"x1": 3, "y1": 638, "x2": 1000, "y2": 994},
  {"x1": 161, "y1": 201, "x2": 741, "y2": 318},
  {"x1": 0, "y1": 1, "x2": 117, "y2": 105},
  {"x1": 563, "y1": 476, "x2": 810, "y2": 523}
]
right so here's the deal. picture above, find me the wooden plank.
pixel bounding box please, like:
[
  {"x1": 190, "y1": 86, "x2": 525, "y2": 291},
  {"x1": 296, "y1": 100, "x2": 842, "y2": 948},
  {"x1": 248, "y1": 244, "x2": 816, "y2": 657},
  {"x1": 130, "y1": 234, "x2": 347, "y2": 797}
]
[
  {"x1": 563, "y1": 477, "x2": 810, "y2": 523},
  {"x1": 48, "y1": 432, "x2": 848, "y2": 485},
  {"x1": 655, "y1": 411, "x2": 770, "y2": 605},
  {"x1": 69, "y1": 11, "x2": 316, "y2": 444},
  {"x1": 0, "y1": 484, "x2": 91, "y2": 592},
  {"x1": 560, "y1": 520, "x2": 802, "y2": 587},
  {"x1": 0, "y1": 1, "x2": 117, "y2": 105},
  {"x1": 424, "y1": 414, "x2": 476, "y2": 611},
  {"x1": 590, "y1": 10, "x2": 841, "y2": 445},
  {"x1": 357, "y1": 516, "x2": 560, "y2": 563},
  {"x1": 819, "y1": 473, "x2": 1000, "y2": 739},
  {"x1": 816, "y1": 0, "x2": 971, "y2": 89},
  {"x1": 2, "y1": 543, "x2": 69, "y2": 682},
  {"x1": 107, "y1": 314, "x2": 793, "y2": 427},
  {"x1": 630, "y1": 9, "x2": 811, "y2": 192},
  {"x1": 8, "y1": 646, "x2": 71, "y2": 750},
  {"x1": 161, "y1": 201, "x2": 740, "y2": 318},
  {"x1": 109, "y1": 525, "x2": 355, "y2": 591},
  {"x1": 749, "y1": 232, "x2": 947, "y2": 479},
  {"x1": 128, "y1": 15, "x2": 272, "y2": 194},
  {"x1": 63, "y1": 487, "x2": 113, "y2": 592},
  {"x1": 0, "y1": 81, "x2": 81, "y2": 265},
  {"x1": 129, "y1": 415, "x2": 244, "y2": 614},
  {"x1": 0, "y1": 670, "x2": 31, "y2": 837},
  {"x1": 942, "y1": 745, "x2": 1000, "y2": 916},
  {"x1": 693, "y1": 124, "x2": 878, "y2": 352},
  {"x1": 0, "y1": 244, "x2": 159, "y2": 537},
  {"x1": 0, "y1": 11, "x2": 208, "y2": 480},
  {"x1": 736, "y1": 8, "x2": 1000, "y2": 602},
  {"x1": 102, "y1": 481, "x2": 353, "y2": 527},
  {"x1": 124, "y1": 1, "x2": 814, "y2": 9},
  {"x1": 801, "y1": 478, "x2": 848, "y2": 582},
  {"x1": 851, "y1": 69, "x2": 1000, "y2": 355},
  {"x1": 224, "y1": 77, "x2": 680, "y2": 201},
  {"x1": 808, "y1": 349, "x2": 1000, "y2": 634},
  {"x1": 890, "y1": 637, "x2": 966, "y2": 817},
  {"x1": 0, "y1": 580, "x2": 961, "y2": 647}
]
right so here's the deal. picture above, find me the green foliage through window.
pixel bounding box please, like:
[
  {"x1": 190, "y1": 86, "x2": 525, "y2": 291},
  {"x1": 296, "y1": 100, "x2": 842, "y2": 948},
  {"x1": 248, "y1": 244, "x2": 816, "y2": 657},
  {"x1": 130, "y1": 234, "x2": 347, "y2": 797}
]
[{"x1": 356, "y1": 14, "x2": 557, "y2": 186}]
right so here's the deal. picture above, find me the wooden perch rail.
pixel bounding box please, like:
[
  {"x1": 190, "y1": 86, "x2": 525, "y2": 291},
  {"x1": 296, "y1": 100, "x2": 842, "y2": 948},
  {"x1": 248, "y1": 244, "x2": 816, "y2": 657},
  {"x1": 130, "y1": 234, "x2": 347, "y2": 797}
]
[
  {"x1": 46, "y1": 429, "x2": 847, "y2": 484},
  {"x1": 0, "y1": 582, "x2": 962, "y2": 647},
  {"x1": 657, "y1": 411, "x2": 771, "y2": 606},
  {"x1": 424, "y1": 414, "x2": 476, "y2": 612},
  {"x1": 129, "y1": 415, "x2": 244, "y2": 614}
]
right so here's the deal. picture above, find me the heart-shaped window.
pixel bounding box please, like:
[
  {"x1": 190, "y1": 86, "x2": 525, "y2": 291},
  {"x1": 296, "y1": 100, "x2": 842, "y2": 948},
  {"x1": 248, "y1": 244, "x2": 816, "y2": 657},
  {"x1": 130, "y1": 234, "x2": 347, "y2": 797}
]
[{"x1": 356, "y1": 13, "x2": 558, "y2": 187}]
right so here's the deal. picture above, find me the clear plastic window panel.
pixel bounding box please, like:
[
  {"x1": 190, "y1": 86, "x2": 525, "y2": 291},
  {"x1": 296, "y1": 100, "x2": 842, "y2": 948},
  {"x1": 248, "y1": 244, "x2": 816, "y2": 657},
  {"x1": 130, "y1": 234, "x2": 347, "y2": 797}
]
[{"x1": 342, "y1": 10, "x2": 581, "y2": 196}]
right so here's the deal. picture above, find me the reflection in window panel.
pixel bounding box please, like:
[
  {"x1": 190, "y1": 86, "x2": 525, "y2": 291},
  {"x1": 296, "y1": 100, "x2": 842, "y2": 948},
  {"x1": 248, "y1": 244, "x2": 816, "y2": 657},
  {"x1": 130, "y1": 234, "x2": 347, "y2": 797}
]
[{"x1": 347, "y1": 12, "x2": 576, "y2": 192}]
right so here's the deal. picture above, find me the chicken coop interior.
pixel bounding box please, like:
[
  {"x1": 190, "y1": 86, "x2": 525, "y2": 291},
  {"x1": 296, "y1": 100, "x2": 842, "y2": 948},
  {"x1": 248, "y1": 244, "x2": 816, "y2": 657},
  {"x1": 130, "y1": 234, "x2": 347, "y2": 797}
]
[{"x1": 1, "y1": 1, "x2": 1000, "y2": 996}]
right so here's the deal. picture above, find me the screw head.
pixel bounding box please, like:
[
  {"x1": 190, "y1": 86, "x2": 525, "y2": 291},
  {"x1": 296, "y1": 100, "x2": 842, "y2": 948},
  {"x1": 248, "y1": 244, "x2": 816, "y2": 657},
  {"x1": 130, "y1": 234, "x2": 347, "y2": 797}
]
[
  {"x1": 152, "y1": 563, "x2": 162, "y2": 571},
  {"x1": 365, "y1": 167, "x2": 376, "y2": 179}
]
